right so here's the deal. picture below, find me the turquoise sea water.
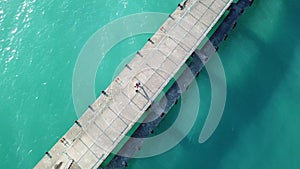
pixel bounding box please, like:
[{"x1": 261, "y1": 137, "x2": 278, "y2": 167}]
[{"x1": 0, "y1": 0, "x2": 299, "y2": 169}]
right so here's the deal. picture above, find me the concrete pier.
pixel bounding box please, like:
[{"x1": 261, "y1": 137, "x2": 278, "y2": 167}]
[{"x1": 34, "y1": 0, "x2": 232, "y2": 168}]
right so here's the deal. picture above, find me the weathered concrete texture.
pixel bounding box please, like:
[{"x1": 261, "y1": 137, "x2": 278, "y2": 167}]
[{"x1": 34, "y1": 0, "x2": 232, "y2": 168}]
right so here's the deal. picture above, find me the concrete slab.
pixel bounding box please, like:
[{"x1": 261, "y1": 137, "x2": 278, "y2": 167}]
[
  {"x1": 116, "y1": 68, "x2": 133, "y2": 88},
  {"x1": 94, "y1": 114, "x2": 109, "y2": 131},
  {"x1": 131, "y1": 90, "x2": 150, "y2": 110},
  {"x1": 211, "y1": 0, "x2": 226, "y2": 14},
  {"x1": 179, "y1": 13, "x2": 198, "y2": 32},
  {"x1": 200, "y1": 9, "x2": 218, "y2": 26},
  {"x1": 80, "y1": 132, "x2": 94, "y2": 148},
  {"x1": 151, "y1": 32, "x2": 165, "y2": 45},
  {"x1": 168, "y1": 25, "x2": 188, "y2": 42},
  {"x1": 159, "y1": 36, "x2": 177, "y2": 56},
  {"x1": 78, "y1": 151, "x2": 98, "y2": 169},
  {"x1": 109, "y1": 92, "x2": 130, "y2": 114},
  {"x1": 190, "y1": 20, "x2": 207, "y2": 37},
  {"x1": 161, "y1": 18, "x2": 176, "y2": 32},
  {"x1": 169, "y1": 45, "x2": 188, "y2": 65},
  {"x1": 101, "y1": 108, "x2": 117, "y2": 125},
  {"x1": 96, "y1": 133, "x2": 114, "y2": 151},
  {"x1": 200, "y1": 0, "x2": 215, "y2": 7},
  {"x1": 222, "y1": 0, "x2": 231, "y2": 3},
  {"x1": 119, "y1": 104, "x2": 140, "y2": 123},
  {"x1": 83, "y1": 122, "x2": 102, "y2": 141},
  {"x1": 111, "y1": 117, "x2": 128, "y2": 133},
  {"x1": 78, "y1": 110, "x2": 95, "y2": 127},
  {"x1": 171, "y1": 7, "x2": 186, "y2": 20},
  {"x1": 146, "y1": 73, "x2": 165, "y2": 94},
  {"x1": 159, "y1": 58, "x2": 178, "y2": 79},
  {"x1": 145, "y1": 50, "x2": 167, "y2": 68},
  {"x1": 64, "y1": 125, "x2": 82, "y2": 143},
  {"x1": 128, "y1": 55, "x2": 145, "y2": 71},
  {"x1": 90, "y1": 144, "x2": 105, "y2": 159},
  {"x1": 181, "y1": 33, "x2": 198, "y2": 51},
  {"x1": 91, "y1": 97, "x2": 106, "y2": 112},
  {"x1": 190, "y1": 3, "x2": 208, "y2": 19},
  {"x1": 134, "y1": 68, "x2": 155, "y2": 85},
  {"x1": 105, "y1": 125, "x2": 121, "y2": 142},
  {"x1": 66, "y1": 139, "x2": 88, "y2": 162}
]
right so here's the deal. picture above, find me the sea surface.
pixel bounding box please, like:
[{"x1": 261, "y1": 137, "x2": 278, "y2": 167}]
[{"x1": 0, "y1": 0, "x2": 299, "y2": 169}]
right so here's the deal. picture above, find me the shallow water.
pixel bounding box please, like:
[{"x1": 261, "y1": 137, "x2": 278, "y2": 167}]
[
  {"x1": 0, "y1": 0, "x2": 299, "y2": 168},
  {"x1": 0, "y1": 0, "x2": 180, "y2": 168},
  {"x1": 128, "y1": 0, "x2": 300, "y2": 168}
]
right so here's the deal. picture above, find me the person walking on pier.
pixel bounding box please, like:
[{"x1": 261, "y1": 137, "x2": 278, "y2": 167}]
[
  {"x1": 178, "y1": 0, "x2": 188, "y2": 10},
  {"x1": 134, "y1": 81, "x2": 141, "y2": 92}
]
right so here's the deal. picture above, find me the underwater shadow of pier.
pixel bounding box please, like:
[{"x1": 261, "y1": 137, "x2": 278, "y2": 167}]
[{"x1": 184, "y1": 2, "x2": 300, "y2": 168}]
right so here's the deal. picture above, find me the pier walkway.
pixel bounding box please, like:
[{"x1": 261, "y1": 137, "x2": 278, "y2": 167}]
[{"x1": 35, "y1": 0, "x2": 232, "y2": 168}]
